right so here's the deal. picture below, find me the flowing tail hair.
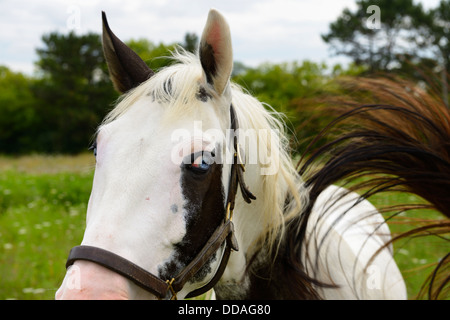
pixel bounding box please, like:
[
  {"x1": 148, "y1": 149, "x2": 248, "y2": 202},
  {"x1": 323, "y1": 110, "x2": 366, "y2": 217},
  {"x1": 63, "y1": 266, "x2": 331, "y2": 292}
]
[{"x1": 298, "y1": 76, "x2": 449, "y2": 299}]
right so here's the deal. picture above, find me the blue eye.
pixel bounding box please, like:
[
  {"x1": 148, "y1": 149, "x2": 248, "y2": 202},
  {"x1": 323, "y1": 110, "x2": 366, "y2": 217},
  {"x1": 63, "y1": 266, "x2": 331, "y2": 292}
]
[
  {"x1": 191, "y1": 158, "x2": 210, "y2": 171},
  {"x1": 89, "y1": 141, "x2": 97, "y2": 157},
  {"x1": 184, "y1": 151, "x2": 214, "y2": 173}
]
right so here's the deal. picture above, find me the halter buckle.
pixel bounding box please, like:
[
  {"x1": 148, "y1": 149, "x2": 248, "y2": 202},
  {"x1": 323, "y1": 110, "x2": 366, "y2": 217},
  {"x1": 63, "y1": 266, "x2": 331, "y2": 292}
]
[
  {"x1": 225, "y1": 202, "x2": 234, "y2": 221},
  {"x1": 166, "y1": 278, "x2": 177, "y2": 300}
]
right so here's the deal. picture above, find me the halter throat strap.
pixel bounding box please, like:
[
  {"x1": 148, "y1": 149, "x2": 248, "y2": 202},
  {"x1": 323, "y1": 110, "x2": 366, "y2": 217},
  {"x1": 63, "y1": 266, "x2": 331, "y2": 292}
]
[{"x1": 65, "y1": 104, "x2": 255, "y2": 299}]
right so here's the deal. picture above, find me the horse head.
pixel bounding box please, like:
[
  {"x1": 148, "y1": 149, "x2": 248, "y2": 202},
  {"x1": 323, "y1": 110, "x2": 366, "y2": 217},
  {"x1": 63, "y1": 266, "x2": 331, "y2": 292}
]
[{"x1": 56, "y1": 9, "x2": 254, "y2": 300}]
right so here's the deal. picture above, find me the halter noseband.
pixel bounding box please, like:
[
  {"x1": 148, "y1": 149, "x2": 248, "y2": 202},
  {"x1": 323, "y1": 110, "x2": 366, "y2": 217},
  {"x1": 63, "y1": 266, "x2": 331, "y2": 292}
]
[{"x1": 65, "y1": 104, "x2": 255, "y2": 299}]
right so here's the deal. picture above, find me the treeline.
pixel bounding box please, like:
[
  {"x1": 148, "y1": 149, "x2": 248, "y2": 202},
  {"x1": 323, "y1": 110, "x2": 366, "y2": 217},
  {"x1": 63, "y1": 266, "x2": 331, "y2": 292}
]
[
  {"x1": 0, "y1": 32, "x2": 350, "y2": 154},
  {"x1": 0, "y1": 33, "x2": 178, "y2": 154},
  {"x1": 0, "y1": 0, "x2": 448, "y2": 154},
  {"x1": 0, "y1": 33, "x2": 115, "y2": 154}
]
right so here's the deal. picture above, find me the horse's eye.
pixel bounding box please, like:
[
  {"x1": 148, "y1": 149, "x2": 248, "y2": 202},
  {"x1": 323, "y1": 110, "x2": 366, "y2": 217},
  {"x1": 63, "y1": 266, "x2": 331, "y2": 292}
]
[
  {"x1": 192, "y1": 157, "x2": 210, "y2": 171},
  {"x1": 184, "y1": 151, "x2": 214, "y2": 174},
  {"x1": 89, "y1": 141, "x2": 97, "y2": 157}
]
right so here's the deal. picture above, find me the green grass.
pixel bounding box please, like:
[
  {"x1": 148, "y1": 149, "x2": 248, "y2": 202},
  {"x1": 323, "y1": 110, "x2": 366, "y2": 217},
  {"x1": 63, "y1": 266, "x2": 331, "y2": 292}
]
[
  {"x1": 367, "y1": 190, "x2": 448, "y2": 299},
  {"x1": 0, "y1": 155, "x2": 447, "y2": 299},
  {"x1": 0, "y1": 154, "x2": 94, "y2": 300}
]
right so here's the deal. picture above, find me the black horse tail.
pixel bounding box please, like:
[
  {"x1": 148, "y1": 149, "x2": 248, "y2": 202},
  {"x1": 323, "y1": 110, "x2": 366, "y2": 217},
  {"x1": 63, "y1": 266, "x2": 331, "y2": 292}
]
[{"x1": 298, "y1": 76, "x2": 450, "y2": 299}]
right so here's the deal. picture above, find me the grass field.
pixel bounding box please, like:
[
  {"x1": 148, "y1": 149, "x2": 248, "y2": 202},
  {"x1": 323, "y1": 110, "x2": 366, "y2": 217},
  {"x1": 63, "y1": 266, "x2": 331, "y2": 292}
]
[
  {"x1": 367, "y1": 191, "x2": 448, "y2": 299},
  {"x1": 0, "y1": 154, "x2": 94, "y2": 300},
  {"x1": 0, "y1": 154, "x2": 447, "y2": 299}
]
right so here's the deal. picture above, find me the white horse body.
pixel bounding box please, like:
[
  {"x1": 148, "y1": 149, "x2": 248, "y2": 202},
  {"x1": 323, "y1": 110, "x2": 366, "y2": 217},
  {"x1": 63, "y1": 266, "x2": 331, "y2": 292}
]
[
  {"x1": 305, "y1": 185, "x2": 407, "y2": 299},
  {"x1": 215, "y1": 183, "x2": 407, "y2": 299}
]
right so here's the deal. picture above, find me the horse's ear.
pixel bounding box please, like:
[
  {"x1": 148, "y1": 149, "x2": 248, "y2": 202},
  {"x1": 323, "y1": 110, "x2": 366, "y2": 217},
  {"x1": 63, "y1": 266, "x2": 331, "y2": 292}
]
[
  {"x1": 102, "y1": 12, "x2": 154, "y2": 93},
  {"x1": 199, "y1": 9, "x2": 233, "y2": 96}
]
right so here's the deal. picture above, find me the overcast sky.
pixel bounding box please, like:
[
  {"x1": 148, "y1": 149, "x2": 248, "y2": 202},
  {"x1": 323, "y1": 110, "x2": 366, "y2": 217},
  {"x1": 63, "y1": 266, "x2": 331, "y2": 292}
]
[{"x1": 0, "y1": 0, "x2": 441, "y2": 75}]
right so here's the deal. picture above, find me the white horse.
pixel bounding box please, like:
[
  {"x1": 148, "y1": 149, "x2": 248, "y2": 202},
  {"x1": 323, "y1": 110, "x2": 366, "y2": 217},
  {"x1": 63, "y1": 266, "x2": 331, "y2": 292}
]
[{"x1": 56, "y1": 9, "x2": 406, "y2": 300}]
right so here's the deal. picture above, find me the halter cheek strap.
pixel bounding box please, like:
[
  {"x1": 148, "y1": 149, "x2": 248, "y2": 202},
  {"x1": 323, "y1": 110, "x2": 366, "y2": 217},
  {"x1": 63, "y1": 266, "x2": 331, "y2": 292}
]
[{"x1": 65, "y1": 104, "x2": 255, "y2": 300}]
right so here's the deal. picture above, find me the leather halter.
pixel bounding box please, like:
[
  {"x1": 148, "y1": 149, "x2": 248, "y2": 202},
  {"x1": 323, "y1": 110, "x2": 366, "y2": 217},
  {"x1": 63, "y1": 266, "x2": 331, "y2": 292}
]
[{"x1": 65, "y1": 104, "x2": 255, "y2": 299}]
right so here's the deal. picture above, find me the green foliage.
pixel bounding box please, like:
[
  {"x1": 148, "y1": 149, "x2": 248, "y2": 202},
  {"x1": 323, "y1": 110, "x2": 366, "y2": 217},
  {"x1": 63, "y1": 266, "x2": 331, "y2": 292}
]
[
  {"x1": 0, "y1": 32, "x2": 193, "y2": 155},
  {"x1": 234, "y1": 61, "x2": 327, "y2": 108},
  {"x1": 127, "y1": 38, "x2": 177, "y2": 71},
  {"x1": 0, "y1": 32, "x2": 119, "y2": 154},
  {"x1": 127, "y1": 34, "x2": 198, "y2": 71},
  {"x1": 180, "y1": 32, "x2": 199, "y2": 53},
  {"x1": 0, "y1": 67, "x2": 38, "y2": 153},
  {"x1": 233, "y1": 60, "x2": 342, "y2": 153},
  {"x1": 233, "y1": 60, "x2": 331, "y2": 117},
  {"x1": 33, "y1": 32, "x2": 117, "y2": 153}
]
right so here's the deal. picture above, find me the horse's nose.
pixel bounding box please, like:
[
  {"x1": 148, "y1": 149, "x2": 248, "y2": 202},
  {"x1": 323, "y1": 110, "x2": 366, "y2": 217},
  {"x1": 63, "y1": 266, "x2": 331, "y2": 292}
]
[{"x1": 55, "y1": 260, "x2": 131, "y2": 300}]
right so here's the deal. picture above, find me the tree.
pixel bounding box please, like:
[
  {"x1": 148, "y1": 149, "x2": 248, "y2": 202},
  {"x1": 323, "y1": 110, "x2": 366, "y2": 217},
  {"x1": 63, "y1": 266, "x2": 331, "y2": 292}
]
[
  {"x1": 127, "y1": 33, "x2": 198, "y2": 71},
  {"x1": 127, "y1": 39, "x2": 177, "y2": 71},
  {"x1": 233, "y1": 60, "x2": 329, "y2": 111},
  {"x1": 322, "y1": 0, "x2": 428, "y2": 73},
  {"x1": 416, "y1": 0, "x2": 450, "y2": 106},
  {"x1": 180, "y1": 32, "x2": 199, "y2": 53},
  {"x1": 233, "y1": 60, "x2": 334, "y2": 153},
  {"x1": 419, "y1": 0, "x2": 450, "y2": 71},
  {"x1": 34, "y1": 32, "x2": 116, "y2": 153},
  {"x1": 0, "y1": 66, "x2": 38, "y2": 153}
]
